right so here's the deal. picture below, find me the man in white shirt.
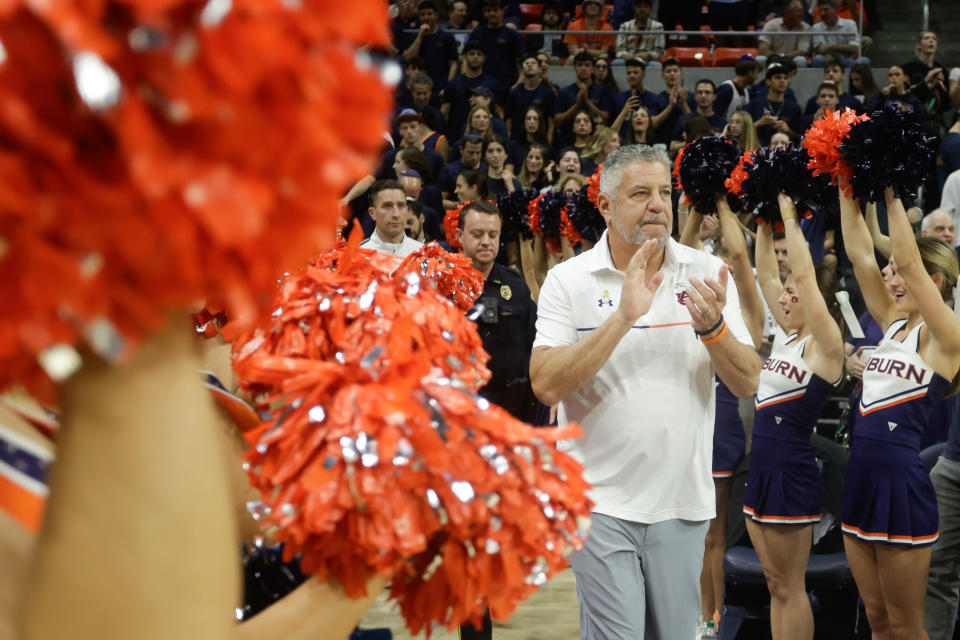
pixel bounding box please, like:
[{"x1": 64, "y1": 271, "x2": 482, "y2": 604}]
[
  {"x1": 757, "y1": 0, "x2": 812, "y2": 68},
  {"x1": 810, "y1": 0, "x2": 870, "y2": 68},
  {"x1": 359, "y1": 179, "x2": 424, "y2": 257},
  {"x1": 530, "y1": 145, "x2": 761, "y2": 639}
]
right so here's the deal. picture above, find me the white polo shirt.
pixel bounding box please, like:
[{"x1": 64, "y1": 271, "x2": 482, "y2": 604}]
[
  {"x1": 534, "y1": 232, "x2": 752, "y2": 524},
  {"x1": 359, "y1": 229, "x2": 424, "y2": 257}
]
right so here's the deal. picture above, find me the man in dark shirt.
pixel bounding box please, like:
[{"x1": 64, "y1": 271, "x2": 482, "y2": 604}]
[
  {"x1": 746, "y1": 63, "x2": 803, "y2": 145},
  {"x1": 443, "y1": 42, "x2": 502, "y2": 141},
  {"x1": 388, "y1": 0, "x2": 420, "y2": 57},
  {"x1": 613, "y1": 59, "x2": 662, "y2": 138},
  {"x1": 507, "y1": 54, "x2": 557, "y2": 142},
  {"x1": 402, "y1": 1, "x2": 459, "y2": 95},
  {"x1": 802, "y1": 58, "x2": 863, "y2": 115},
  {"x1": 405, "y1": 74, "x2": 447, "y2": 135},
  {"x1": 459, "y1": 200, "x2": 537, "y2": 423},
  {"x1": 438, "y1": 133, "x2": 486, "y2": 208},
  {"x1": 468, "y1": 0, "x2": 524, "y2": 92},
  {"x1": 555, "y1": 51, "x2": 616, "y2": 147},
  {"x1": 748, "y1": 57, "x2": 799, "y2": 103},
  {"x1": 653, "y1": 58, "x2": 695, "y2": 146},
  {"x1": 670, "y1": 79, "x2": 727, "y2": 153}
]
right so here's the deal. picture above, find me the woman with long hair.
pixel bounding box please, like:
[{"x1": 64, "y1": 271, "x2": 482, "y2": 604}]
[
  {"x1": 483, "y1": 135, "x2": 520, "y2": 200},
  {"x1": 454, "y1": 169, "x2": 488, "y2": 204},
  {"x1": 849, "y1": 62, "x2": 880, "y2": 105},
  {"x1": 746, "y1": 194, "x2": 846, "y2": 640},
  {"x1": 594, "y1": 56, "x2": 620, "y2": 95},
  {"x1": 556, "y1": 147, "x2": 583, "y2": 178},
  {"x1": 465, "y1": 105, "x2": 495, "y2": 144},
  {"x1": 723, "y1": 110, "x2": 761, "y2": 152},
  {"x1": 580, "y1": 126, "x2": 620, "y2": 176},
  {"x1": 518, "y1": 144, "x2": 554, "y2": 191},
  {"x1": 840, "y1": 184, "x2": 960, "y2": 638},
  {"x1": 626, "y1": 106, "x2": 655, "y2": 145},
  {"x1": 507, "y1": 105, "x2": 551, "y2": 172},
  {"x1": 571, "y1": 109, "x2": 595, "y2": 153}
]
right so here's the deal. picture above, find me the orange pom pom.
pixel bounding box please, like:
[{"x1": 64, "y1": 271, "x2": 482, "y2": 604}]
[
  {"x1": 586, "y1": 164, "x2": 603, "y2": 205},
  {"x1": 444, "y1": 204, "x2": 465, "y2": 250},
  {"x1": 0, "y1": 0, "x2": 393, "y2": 401},
  {"x1": 725, "y1": 150, "x2": 755, "y2": 199},
  {"x1": 801, "y1": 108, "x2": 870, "y2": 196},
  {"x1": 232, "y1": 236, "x2": 593, "y2": 635}
]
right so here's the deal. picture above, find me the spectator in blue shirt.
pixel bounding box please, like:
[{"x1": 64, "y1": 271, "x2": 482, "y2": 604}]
[
  {"x1": 507, "y1": 55, "x2": 557, "y2": 142},
  {"x1": 468, "y1": 0, "x2": 524, "y2": 91},
  {"x1": 554, "y1": 51, "x2": 616, "y2": 147},
  {"x1": 388, "y1": 0, "x2": 420, "y2": 57},
  {"x1": 442, "y1": 42, "x2": 502, "y2": 141},
  {"x1": 652, "y1": 57, "x2": 695, "y2": 145},
  {"x1": 613, "y1": 59, "x2": 662, "y2": 138},
  {"x1": 746, "y1": 63, "x2": 803, "y2": 144},
  {"x1": 401, "y1": 1, "x2": 459, "y2": 95},
  {"x1": 670, "y1": 79, "x2": 727, "y2": 154},
  {"x1": 438, "y1": 133, "x2": 487, "y2": 209},
  {"x1": 801, "y1": 58, "x2": 863, "y2": 115}
]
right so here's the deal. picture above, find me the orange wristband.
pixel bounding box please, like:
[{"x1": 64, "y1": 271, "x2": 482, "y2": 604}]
[{"x1": 701, "y1": 322, "x2": 728, "y2": 346}]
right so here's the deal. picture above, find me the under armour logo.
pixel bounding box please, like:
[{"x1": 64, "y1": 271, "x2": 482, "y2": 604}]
[
  {"x1": 888, "y1": 421, "x2": 898, "y2": 431},
  {"x1": 676, "y1": 291, "x2": 689, "y2": 305},
  {"x1": 598, "y1": 289, "x2": 614, "y2": 308},
  {"x1": 775, "y1": 416, "x2": 782, "y2": 424}
]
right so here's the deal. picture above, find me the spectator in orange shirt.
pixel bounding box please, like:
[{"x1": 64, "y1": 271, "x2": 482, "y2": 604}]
[{"x1": 564, "y1": 0, "x2": 616, "y2": 62}]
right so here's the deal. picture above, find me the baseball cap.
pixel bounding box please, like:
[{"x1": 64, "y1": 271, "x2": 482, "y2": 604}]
[
  {"x1": 470, "y1": 86, "x2": 494, "y2": 100},
  {"x1": 765, "y1": 63, "x2": 787, "y2": 78},
  {"x1": 396, "y1": 108, "x2": 422, "y2": 124}
]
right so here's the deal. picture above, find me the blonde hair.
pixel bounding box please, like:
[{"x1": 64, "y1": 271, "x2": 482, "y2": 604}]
[
  {"x1": 915, "y1": 238, "x2": 960, "y2": 397},
  {"x1": 582, "y1": 126, "x2": 619, "y2": 160},
  {"x1": 731, "y1": 110, "x2": 760, "y2": 152},
  {"x1": 465, "y1": 106, "x2": 494, "y2": 142},
  {"x1": 556, "y1": 173, "x2": 586, "y2": 192},
  {"x1": 917, "y1": 238, "x2": 959, "y2": 304}
]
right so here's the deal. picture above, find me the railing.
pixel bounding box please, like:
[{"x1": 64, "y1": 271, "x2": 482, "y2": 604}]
[{"x1": 405, "y1": 28, "x2": 865, "y2": 60}]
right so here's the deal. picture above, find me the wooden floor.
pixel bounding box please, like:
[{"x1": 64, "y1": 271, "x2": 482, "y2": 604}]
[{"x1": 359, "y1": 568, "x2": 581, "y2": 640}]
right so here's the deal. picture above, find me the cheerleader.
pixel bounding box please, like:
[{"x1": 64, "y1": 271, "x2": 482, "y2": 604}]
[
  {"x1": 840, "y1": 185, "x2": 960, "y2": 638},
  {"x1": 745, "y1": 194, "x2": 846, "y2": 640}
]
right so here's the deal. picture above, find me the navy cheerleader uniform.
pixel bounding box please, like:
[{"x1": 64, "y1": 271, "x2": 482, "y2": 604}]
[
  {"x1": 743, "y1": 334, "x2": 841, "y2": 525},
  {"x1": 842, "y1": 319, "x2": 949, "y2": 547},
  {"x1": 714, "y1": 379, "x2": 746, "y2": 479}
]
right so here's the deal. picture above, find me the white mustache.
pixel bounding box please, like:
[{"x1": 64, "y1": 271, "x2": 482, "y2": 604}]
[{"x1": 637, "y1": 214, "x2": 668, "y2": 227}]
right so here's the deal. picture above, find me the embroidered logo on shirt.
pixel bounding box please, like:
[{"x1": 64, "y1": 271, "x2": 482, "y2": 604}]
[
  {"x1": 775, "y1": 416, "x2": 782, "y2": 424},
  {"x1": 598, "y1": 289, "x2": 614, "y2": 308},
  {"x1": 888, "y1": 421, "x2": 898, "y2": 431},
  {"x1": 675, "y1": 282, "x2": 690, "y2": 306}
]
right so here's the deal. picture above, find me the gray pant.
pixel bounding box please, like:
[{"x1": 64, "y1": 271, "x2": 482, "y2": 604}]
[
  {"x1": 569, "y1": 514, "x2": 709, "y2": 640},
  {"x1": 927, "y1": 456, "x2": 960, "y2": 639}
]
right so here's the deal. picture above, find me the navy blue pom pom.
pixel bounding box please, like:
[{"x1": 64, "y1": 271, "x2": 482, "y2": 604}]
[
  {"x1": 840, "y1": 103, "x2": 935, "y2": 203},
  {"x1": 497, "y1": 187, "x2": 538, "y2": 242},
  {"x1": 568, "y1": 187, "x2": 606, "y2": 244},
  {"x1": 674, "y1": 137, "x2": 742, "y2": 214},
  {"x1": 537, "y1": 189, "x2": 568, "y2": 243},
  {"x1": 735, "y1": 144, "x2": 834, "y2": 228}
]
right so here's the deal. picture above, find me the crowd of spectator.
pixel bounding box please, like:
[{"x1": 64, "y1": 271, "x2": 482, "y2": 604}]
[{"x1": 354, "y1": 0, "x2": 960, "y2": 319}]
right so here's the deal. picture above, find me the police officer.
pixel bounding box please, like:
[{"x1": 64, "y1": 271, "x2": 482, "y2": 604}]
[
  {"x1": 458, "y1": 200, "x2": 537, "y2": 423},
  {"x1": 456, "y1": 200, "x2": 537, "y2": 640}
]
